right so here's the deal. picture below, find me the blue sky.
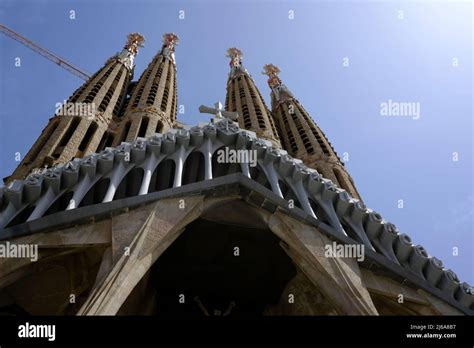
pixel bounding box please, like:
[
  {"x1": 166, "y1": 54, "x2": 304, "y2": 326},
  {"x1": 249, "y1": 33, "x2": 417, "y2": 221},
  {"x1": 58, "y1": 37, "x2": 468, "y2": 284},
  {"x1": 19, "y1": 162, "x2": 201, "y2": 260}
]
[{"x1": 0, "y1": 0, "x2": 472, "y2": 283}]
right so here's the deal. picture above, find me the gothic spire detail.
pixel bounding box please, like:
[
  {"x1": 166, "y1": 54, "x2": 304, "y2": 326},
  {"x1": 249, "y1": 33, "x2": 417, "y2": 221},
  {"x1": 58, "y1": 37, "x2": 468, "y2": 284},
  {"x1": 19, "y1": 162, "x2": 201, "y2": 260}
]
[
  {"x1": 262, "y1": 64, "x2": 282, "y2": 88},
  {"x1": 262, "y1": 64, "x2": 293, "y2": 104},
  {"x1": 227, "y1": 47, "x2": 243, "y2": 67},
  {"x1": 124, "y1": 32, "x2": 145, "y2": 55},
  {"x1": 116, "y1": 32, "x2": 145, "y2": 70},
  {"x1": 263, "y1": 63, "x2": 362, "y2": 200},
  {"x1": 161, "y1": 33, "x2": 179, "y2": 63},
  {"x1": 224, "y1": 49, "x2": 281, "y2": 147},
  {"x1": 226, "y1": 47, "x2": 248, "y2": 78}
]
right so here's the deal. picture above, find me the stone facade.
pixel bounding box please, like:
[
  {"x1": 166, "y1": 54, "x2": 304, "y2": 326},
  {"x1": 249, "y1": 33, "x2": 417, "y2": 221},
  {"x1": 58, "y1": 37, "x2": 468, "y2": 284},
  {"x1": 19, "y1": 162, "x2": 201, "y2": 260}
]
[
  {"x1": 0, "y1": 35, "x2": 471, "y2": 317},
  {"x1": 224, "y1": 48, "x2": 281, "y2": 148},
  {"x1": 5, "y1": 34, "x2": 145, "y2": 185},
  {"x1": 111, "y1": 33, "x2": 179, "y2": 147},
  {"x1": 263, "y1": 64, "x2": 362, "y2": 200},
  {"x1": 0, "y1": 180, "x2": 468, "y2": 315}
]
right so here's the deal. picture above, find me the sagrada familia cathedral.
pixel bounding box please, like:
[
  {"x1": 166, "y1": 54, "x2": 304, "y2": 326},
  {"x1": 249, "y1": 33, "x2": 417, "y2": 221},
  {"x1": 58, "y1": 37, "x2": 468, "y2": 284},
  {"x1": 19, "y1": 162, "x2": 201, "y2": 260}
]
[{"x1": 0, "y1": 33, "x2": 472, "y2": 316}]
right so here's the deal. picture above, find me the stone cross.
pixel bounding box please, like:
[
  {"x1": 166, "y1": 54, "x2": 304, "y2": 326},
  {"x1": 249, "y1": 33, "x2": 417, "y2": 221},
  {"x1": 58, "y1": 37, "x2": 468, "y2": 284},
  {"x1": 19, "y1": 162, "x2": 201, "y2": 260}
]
[{"x1": 199, "y1": 101, "x2": 239, "y2": 122}]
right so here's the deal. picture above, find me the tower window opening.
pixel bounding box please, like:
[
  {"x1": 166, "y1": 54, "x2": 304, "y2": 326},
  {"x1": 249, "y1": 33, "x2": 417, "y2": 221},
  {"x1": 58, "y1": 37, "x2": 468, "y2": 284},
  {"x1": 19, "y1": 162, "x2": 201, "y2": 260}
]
[
  {"x1": 171, "y1": 73, "x2": 177, "y2": 121},
  {"x1": 98, "y1": 131, "x2": 115, "y2": 151},
  {"x1": 121, "y1": 121, "x2": 132, "y2": 142},
  {"x1": 78, "y1": 122, "x2": 98, "y2": 152},
  {"x1": 333, "y1": 168, "x2": 352, "y2": 193},
  {"x1": 25, "y1": 121, "x2": 60, "y2": 163},
  {"x1": 58, "y1": 117, "x2": 81, "y2": 147},
  {"x1": 138, "y1": 117, "x2": 149, "y2": 138},
  {"x1": 99, "y1": 69, "x2": 123, "y2": 113},
  {"x1": 156, "y1": 121, "x2": 164, "y2": 133}
]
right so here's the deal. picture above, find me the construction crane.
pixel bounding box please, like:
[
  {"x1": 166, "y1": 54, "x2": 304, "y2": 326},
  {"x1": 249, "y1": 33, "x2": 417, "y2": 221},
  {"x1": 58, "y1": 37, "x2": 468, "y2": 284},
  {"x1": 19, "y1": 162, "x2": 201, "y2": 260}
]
[{"x1": 0, "y1": 23, "x2": 90, "y2": 81}]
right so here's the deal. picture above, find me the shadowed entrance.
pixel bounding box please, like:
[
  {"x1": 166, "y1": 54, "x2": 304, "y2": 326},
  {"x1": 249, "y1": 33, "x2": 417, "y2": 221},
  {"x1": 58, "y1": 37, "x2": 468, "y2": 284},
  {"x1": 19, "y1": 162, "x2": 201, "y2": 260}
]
[{"x1": 118, "y1": 218, "x2": 297, "y2": 316}]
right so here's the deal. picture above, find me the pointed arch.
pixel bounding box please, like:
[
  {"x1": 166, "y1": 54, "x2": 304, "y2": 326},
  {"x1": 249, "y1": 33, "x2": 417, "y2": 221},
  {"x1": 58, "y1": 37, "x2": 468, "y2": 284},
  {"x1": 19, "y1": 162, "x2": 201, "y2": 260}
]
[
  {"x1": 211, "y1": 146, "x2": 242, "y2": 178},
  {"x1": 149, "y1": 159, "x2": 176, "y2": 193},
  {"x1": 79, "y1": 178, "x2": 110, "y2": 207},
  {"x1": 182, "y1": 152, "x2": 205, "y2": 185},
  {"x1": 114, "y1": 167, "x2": 144, "y2": 200}
]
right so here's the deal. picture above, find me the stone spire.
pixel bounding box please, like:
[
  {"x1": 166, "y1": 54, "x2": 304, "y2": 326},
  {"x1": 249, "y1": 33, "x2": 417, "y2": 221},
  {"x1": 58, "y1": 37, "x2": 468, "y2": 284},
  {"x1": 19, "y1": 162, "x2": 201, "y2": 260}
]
[
  {"x1": 224, "y1": 48, "x2": 281, "y2": 148},
  {"x1": 263, "y1": 64, "x2": 362, "y2": 200},
  {"x1": 116, "y1": 32, "x2": 145, "y2": 70},
  {"x1": 111, "y1": 33, "x2": 179, "y2": 146},
  {"x1": 5, "y1": 33, "x2": 145, "y2": 184}
]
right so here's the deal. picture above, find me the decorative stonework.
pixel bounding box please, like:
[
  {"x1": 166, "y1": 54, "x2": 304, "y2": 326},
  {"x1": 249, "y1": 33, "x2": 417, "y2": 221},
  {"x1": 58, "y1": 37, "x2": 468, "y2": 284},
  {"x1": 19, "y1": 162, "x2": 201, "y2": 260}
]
[
  {"x1": 0, "y1": 119, "x2": 472, "y2": 316},
  {"x1": 112, "y1": 33, "x2": 179, "y2": 146},
  {"x1": 6, "y1": 36, "x2": 135, "y2": 184},
  {"x1": 161, "y1": 33, "x2": 179, "y2": 63},
  {"x1": 264, "y1": 65, "x2": 362, "y2": 199},
  {"x1": 262, "y1": 64, "x2": 282, "y2": 89},
  {"x1": 124, "y1": 33, "x2": 145, "y2": 55},
  {"x1": 225, "y1": 49, "x2": 281, "y2": 148},
  {"x1": 2, "y1": 33, "x2": 471, "y2": 317}
]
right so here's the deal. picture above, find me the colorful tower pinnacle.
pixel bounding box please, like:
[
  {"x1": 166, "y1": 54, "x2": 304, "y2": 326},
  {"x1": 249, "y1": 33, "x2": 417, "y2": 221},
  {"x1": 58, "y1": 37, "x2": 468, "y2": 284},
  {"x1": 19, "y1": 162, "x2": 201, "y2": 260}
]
[
  {"x1": 224, "y1": 48, "x2": 281, "y2": 148},
  {"x1": 263, "y1": 64, "x2": 362, "y2": 200},
  {"x1": 5, "y1": 33, "x2": 145, "y2": 184},
  {"x1": 112, "y1": 33, "x2": 179, "y2": 145}
]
